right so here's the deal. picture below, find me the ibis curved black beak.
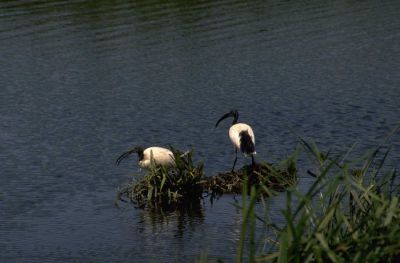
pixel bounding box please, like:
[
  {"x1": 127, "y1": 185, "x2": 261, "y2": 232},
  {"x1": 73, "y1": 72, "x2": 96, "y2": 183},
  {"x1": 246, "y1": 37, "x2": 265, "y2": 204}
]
[
  {"x1": 116, "y1": 146, "x2": 144, "y2": 165},
  {"x1": 215, "y1": 112, "x2": 233, "y2": 128},
  {"x1": 215, "y1": 110, "x2": 239, "y2": 127}
]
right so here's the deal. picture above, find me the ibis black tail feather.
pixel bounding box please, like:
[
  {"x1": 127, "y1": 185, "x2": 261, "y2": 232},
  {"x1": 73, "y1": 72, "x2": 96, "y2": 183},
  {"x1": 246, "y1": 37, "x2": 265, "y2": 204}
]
[{"x1": 239, "y1": 130, "x2": 256, "y2": 156}]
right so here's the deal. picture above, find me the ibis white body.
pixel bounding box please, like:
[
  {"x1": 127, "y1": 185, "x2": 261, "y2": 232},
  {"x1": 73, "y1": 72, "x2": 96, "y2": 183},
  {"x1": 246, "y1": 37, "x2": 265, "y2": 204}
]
[
  {"x1": 138, "y1": 147, "x2": 175, "y2": 168},
  {"x1": 229, "y1": 123, "x2": 256, "y2": 156},
  {"x1": 116, "y1": 146, "x2": 175, "y2": 169},
  {"x1": 215, "y1": 110, "x2": 257, "y2": 171}
]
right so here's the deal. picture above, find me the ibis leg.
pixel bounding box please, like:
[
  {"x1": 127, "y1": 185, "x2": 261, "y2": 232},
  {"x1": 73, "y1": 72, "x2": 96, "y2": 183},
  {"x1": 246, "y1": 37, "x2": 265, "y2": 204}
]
[
  {"x1": 231, "y1": 148, "x2": 238, "y2": 172},
  {"x1": 251, "y1": 155, "x2": 255, "y2": 166}
]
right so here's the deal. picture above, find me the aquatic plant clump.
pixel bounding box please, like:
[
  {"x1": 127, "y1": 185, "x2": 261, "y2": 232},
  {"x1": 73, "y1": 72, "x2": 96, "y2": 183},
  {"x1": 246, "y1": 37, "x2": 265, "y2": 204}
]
[
  {"x1": 117, "y1": 149, "x2": 205, "y2": 210},
  {"x1": 235, "y1": 135, "x2": 400, "y2": 263},
  {"x1": 204, "y1": 155, "x2": 297, "y2": 199},
  {"x1": 262, "y1": 151, "x2": 400, "y2": 262}
]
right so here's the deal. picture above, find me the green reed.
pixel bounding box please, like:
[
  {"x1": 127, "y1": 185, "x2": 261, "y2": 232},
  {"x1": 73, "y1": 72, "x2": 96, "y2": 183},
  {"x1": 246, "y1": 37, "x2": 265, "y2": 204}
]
[{"x1": 236, "y1": 136, "x2": 400, "y2": 263}]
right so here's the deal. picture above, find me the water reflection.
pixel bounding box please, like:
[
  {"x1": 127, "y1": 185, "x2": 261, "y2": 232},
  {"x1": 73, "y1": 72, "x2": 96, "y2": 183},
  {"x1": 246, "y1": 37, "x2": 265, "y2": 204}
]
[{"x1": 135, "y1": 200, "x2": 205, "y2": 238}]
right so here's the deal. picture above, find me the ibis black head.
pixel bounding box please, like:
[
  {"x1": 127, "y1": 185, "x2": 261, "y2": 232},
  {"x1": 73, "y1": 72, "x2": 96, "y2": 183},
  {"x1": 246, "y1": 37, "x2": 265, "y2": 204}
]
[
  {"x1": 215, "y1": 110, "x2": 239, "y2": 127},
  {"x1": 116, "y1": 146, "x2": 144, "y2": 165}
]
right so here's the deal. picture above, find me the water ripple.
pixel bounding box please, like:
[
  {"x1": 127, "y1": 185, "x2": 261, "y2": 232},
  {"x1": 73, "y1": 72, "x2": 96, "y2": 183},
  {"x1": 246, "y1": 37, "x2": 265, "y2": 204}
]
[{"x1": 1, "y1": 0, "x2": 399, "y2": 262}]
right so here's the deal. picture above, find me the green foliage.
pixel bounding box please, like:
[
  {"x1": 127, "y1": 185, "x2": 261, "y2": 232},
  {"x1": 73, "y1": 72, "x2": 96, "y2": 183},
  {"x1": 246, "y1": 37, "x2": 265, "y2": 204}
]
[
  {"x1": 237, "y1": 139, "x2": 400, "y2": 263},
  {"x1": 117, "y1": 148, "x2": 205, "y2": 211},
  {"x1": 236, "y1": 181, "x2": 260, "y2": 263}
]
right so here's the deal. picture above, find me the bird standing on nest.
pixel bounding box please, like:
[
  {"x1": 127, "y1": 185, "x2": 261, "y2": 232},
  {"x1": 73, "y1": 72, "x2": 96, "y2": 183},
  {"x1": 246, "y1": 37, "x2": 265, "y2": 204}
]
[{"x1": 215, "y1": 110, "x2": 256, "y2": 172}]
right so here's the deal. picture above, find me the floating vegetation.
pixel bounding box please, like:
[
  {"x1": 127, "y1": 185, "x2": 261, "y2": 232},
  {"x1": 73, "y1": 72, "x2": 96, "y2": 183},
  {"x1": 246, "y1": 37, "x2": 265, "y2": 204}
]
[
  {"x1": 204, "y1": 155, "x2": 298, "y2": 201},
  {"x1": 117, "y1": 148, "x2": 205, "y2": 211},
  {"x1": 117, "y1": 148, "x2": 299, "y2": 209}
]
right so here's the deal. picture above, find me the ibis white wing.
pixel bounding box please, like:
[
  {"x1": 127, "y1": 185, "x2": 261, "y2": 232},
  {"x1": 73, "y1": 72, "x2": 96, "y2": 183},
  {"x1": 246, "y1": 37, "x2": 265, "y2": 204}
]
[{"x1": 139, "y1": 147, "x2": 175, "y2": 168}]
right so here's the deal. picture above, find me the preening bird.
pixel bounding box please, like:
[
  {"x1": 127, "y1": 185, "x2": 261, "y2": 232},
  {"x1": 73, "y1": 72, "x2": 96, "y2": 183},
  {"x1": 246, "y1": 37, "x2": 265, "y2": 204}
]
[
  {"x1": 215, "y1": 110, "x2": 256, "y2": 172},
  {"x1": 116, "y1": 146, "x2": 175, "y2": 169}
]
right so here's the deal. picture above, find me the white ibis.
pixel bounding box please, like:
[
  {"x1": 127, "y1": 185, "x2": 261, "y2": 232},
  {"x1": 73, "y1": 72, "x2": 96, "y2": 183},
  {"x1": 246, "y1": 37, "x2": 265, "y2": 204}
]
[
  {"x1": 116, "y1": 146, "x2": 175, "y2": 169},
  {"x1": 215, "y1": 110, "x2": 256, "y2": 172}
]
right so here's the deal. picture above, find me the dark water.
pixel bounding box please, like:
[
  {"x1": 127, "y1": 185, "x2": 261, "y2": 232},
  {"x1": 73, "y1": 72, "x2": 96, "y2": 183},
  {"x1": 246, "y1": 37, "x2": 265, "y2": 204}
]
[{"x1": 1, "y1": 0, "x2": 399, "y2": 262}]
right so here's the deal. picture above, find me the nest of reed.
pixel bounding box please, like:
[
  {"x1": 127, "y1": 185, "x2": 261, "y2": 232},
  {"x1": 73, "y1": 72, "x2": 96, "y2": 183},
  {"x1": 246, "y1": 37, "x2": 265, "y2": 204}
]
[
  {"x1": 117, "y1": 148, "x2": 298, "y2": 210},
  {"x1": 203, "y1": 156, "x2": 297, "y2": 200}
]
